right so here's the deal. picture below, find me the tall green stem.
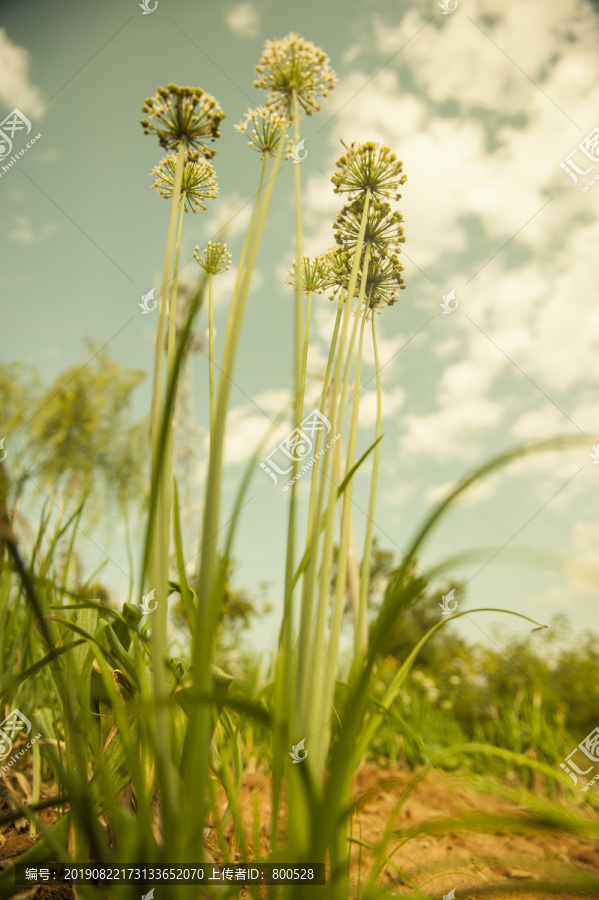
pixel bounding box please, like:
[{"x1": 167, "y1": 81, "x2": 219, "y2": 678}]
[
  {"x1": 181, "y1": 145, "x2": 283, "y2": 861},
  {"x1": 208, "y1": 271, "x2": 215, "y2": 437},
  {"x1": 355, "y1": 312, "x2": 382, "y2": 668},
  {"x1": 280, "y1": 91, "x2": 304, "y2": 665},
  {"x1": 146, "y1": 143, "x2": 185, "y2": 849},
  {"x1": 319, "y1": 288, "x2": 371, "y2": 898},
  {"x1": 166, "y1": 200, "x2": 185, "y2": 383},
  {"x1": 299, "y1": 290, "x2": 312, "y2": 405},
  {"x1": 149, "y1": 143, "x2": 186, "y2": 464},
  {"x1": 272, "y1": 90, "x2": 304, "y2": 850},
  {"x1": 295, "y1": 294, "x2": 348, "y2": 738},
  {"x1": 305, "y1": 195, "x2": 371, "y2": 778},
  {"x1": 161, "y1": 198, "x2": 186, "y2": 557},
  {"x1": 312, "y1": 246, "x2": 371, "y2": 772}
]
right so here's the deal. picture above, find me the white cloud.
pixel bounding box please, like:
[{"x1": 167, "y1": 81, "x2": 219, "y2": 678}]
[
  {"x1": 360, "y1": 325, "x2": 413, "y2": 379},
  {"x1": 424, "y1": 479, "x2": 454, "y2": 506},
  {"x1": 308, "y1": 300, "x2": 413, "y2": 386},
  {"x1": 488, "y1": 445, "x2": 589, "y2": 513},
  {"x1": 369, "y1": 3, "x2": 599, "y2": 117},
  {"x1": 221, "y1": 405, "x2": 278, "y2": 466},
  {"x1": 305, "y1": 340, "x2": 333, "y2": 389},
  {"x1": 302, "y1": 171, "x2": 341, "y2": 258},
  {"x1": 571, "y1": 398, "x2": 599, "y2": 434},
  {"x1": 8, "y1": 214, "x2": 57, "y2": 244},
  {"x1": 315, "y1": 0, "x2": 599, "y2": 277},
  {"x1": 253, "y1": 389, "x2": 292, "y2": 416},
  {"x1": 178, "y1": 259, "x2": 263, "y2": 312},
  {"x1": 203, "y1": 193, "x2": 253, "y2": 241},
  {"x1": 399, "y1": 326, "x2": 507, "y2": 461},
  {"x1": 425, "y1": 471, "x2": 501, "y2": 506},
  {"x1": 379, "y1": 473, "x2": 412, "y2": 510},
  {"x1": 219, "y1": 389, "x2": 293, "y2": 467},
  {"x1": 299, "y1": 0, "x2": 599, "y2": 521},
  {"x1": 400, "y1": 394, "x2": 504, "y2": 460},
  {"x1": 225, "y1": 3, "x2": 260, "y2": 39},
  {"x1": 357, "y1": 385, "x2": 405, "y2": 428},
  {"x1": 458, "y1": 221, "x2": 599, "y2": 397},
  {"x1": 572, "y1": 519, "x2": 599, "y2": 560},
  {"x1": 511, "y1": 407, "x2": 571, "y2": 441},
  {"x1": 0, "y1": 29, "x2": 45, "y2": 118}
]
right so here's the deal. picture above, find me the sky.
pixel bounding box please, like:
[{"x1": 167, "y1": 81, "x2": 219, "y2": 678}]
[{"x1": 1, "y1": 0, "x2": 598, "y2": 660}]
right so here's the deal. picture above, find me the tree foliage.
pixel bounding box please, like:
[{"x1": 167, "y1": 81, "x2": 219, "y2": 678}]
[{"x1": 0, "y1": 347, "x2": 147, "y2": 515}]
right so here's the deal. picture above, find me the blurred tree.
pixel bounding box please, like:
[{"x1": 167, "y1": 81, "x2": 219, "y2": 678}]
[
  {"x1": 337, "y1": 537, "x2": 466, "y2": 666},
  {"x1": 547, "y1": 632, "x2": 599, "y2": 737},
  {"x1": 0, "y1": 347, "x2": 147, "y2": 518},
  {"x1": 218, "y1": 564, "x2": 273, "y2": 651},
  {"x1": 171, "y1": 555, "x2": 273, "y2": 650}
]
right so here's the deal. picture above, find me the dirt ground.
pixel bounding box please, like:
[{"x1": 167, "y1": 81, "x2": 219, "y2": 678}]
[{"x1": 2, "y1": 764, "x2": 598, "y2": 898}]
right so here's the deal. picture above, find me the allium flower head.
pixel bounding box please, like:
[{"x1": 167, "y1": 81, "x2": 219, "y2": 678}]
[
  {"x1": 334, "y1": 200, "x2": 405, "y2": 258},
  {"x1": 254, "y1": 33, "x2": 337, "y2": 118},
  {"x1": 235, "y1": 107, "x2": 290, "y2": 159},
  {"x1": 285, "y1": 254, "x2": 329, "y2": 293},
  {"x1": 194, "y1": 241, "x2": 232, "y2": 275},
  {"x1": 141, "y1": 84, "x2": 225, "y2": 157},
  {"x1": 359, "y1": 251, "x2": 406, "y2": 312},
  {"x1": 332, "y1": 142, "x2": 407, "y2": 201},
  {"x1": 152, "y1": 152, "x2": 218, "y2": 213},
  {"x1": 321, "y1": 247, "x2": 352, "y2": 298}
]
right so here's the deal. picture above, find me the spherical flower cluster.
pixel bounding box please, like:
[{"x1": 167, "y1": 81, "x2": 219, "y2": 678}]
[
  {"x1": 327, "y1": 141, "x2": 408, "y2": 313},
  {"x1": 141, "y1": 84, "x2": 225, "y2": 157},
  {"x1": 334, "y1": 200, "x2": 405, "y2": 259},
  {"x1": 332, "y1": 142, "x2": 407, "y2": 202},
  {"x1": 285, "y1": 254, "x2": 330, "y2": 294},
  {"x1": 151, "y1": 152, "x2": 218, "y2": 213},
  {"x1": 321, "y1": 247, "x2": 352, "y2": 298},
  {"x1": 234, "y1": 107, "x2": 290, "y2": 159},
  {"x1": 254, "y1": 33, "x2": 337, "y2": 118},
  {"x1": 359, "y1": 252, "x2": 405, "y2": 313},
  {"x1": 194, "y1": 241, "x2": 232, "y2": 276}
]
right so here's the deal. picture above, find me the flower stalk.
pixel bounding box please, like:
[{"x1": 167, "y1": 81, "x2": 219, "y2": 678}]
[
  {"x1": 146, "y1": 139, "x2": 185, "y2": 839},
  {"x1": 141, "y1": 83, "x2": 225, "y2": 851},
  {"x1": 355, "y1": 312, "x2": 382, "y2": 668},
  {"x1": 302, "y1": 194, "x2": 371, "y2": 777},
  {"x1": 194, "y1": 242, "x2": 232, "y2": 437},
  {"x1": 208, "y1": 272, "x2": 215, "y2": 435},
  {"x1": 181, "y1": 142, "x2": 285, "y2": 862},
  {"x1": 310, "y1": 242, "x2": 372, "y2": 772}
]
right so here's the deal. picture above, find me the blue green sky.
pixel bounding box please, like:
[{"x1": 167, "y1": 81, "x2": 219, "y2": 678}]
[{"x1": 1, "y1": 0, "x2": 598, "y2": 658}]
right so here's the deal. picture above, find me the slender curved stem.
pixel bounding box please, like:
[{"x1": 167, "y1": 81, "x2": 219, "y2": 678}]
[
  {"x1": 295, "y1": 296, "x2": 344, "y2": 732},
  {"x1": 306, "y1": 204, "x2": 371, "y2": 775},
  {"x1": 146, "y1": 143, "x2": 186, "y2": 848},
  {"x1": 355, "y1": 312, "x2": 382, "y2": 667},
  {"x1": 161, "y1": 197, "x2": 186, "y2": 548},
  {"x1": 208, "y1": 272, "x2": 215, "y2": 437},
  {"x1": 299, "y1": 290, "x2": 312, "y2": 409},
  {"x1": 318, "y1": 260, "x2": 371, "y2": 764},
  {"x1": 150, "y1": 143, "x2": 186, "y2": 465},
  {"x1": 274, "y1": 88, "x2": 304, "y2": 851}
]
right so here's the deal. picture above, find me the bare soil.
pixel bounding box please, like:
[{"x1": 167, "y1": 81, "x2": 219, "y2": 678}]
[
  {"x1": 2, "y1": 764, "x2": 598, "y2": 898},
  {"x1": 206, "y1": 763, "x2": 599, "y2": 898}
]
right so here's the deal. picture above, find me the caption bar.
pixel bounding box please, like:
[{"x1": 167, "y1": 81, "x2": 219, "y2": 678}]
[{"x1": 16, "y1": 863, "x2": 326, "y2": 885}]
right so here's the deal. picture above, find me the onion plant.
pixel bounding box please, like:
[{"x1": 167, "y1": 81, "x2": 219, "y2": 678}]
[{"x1": 1, "y1": 32, "x2": 599, "y2": 900}]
